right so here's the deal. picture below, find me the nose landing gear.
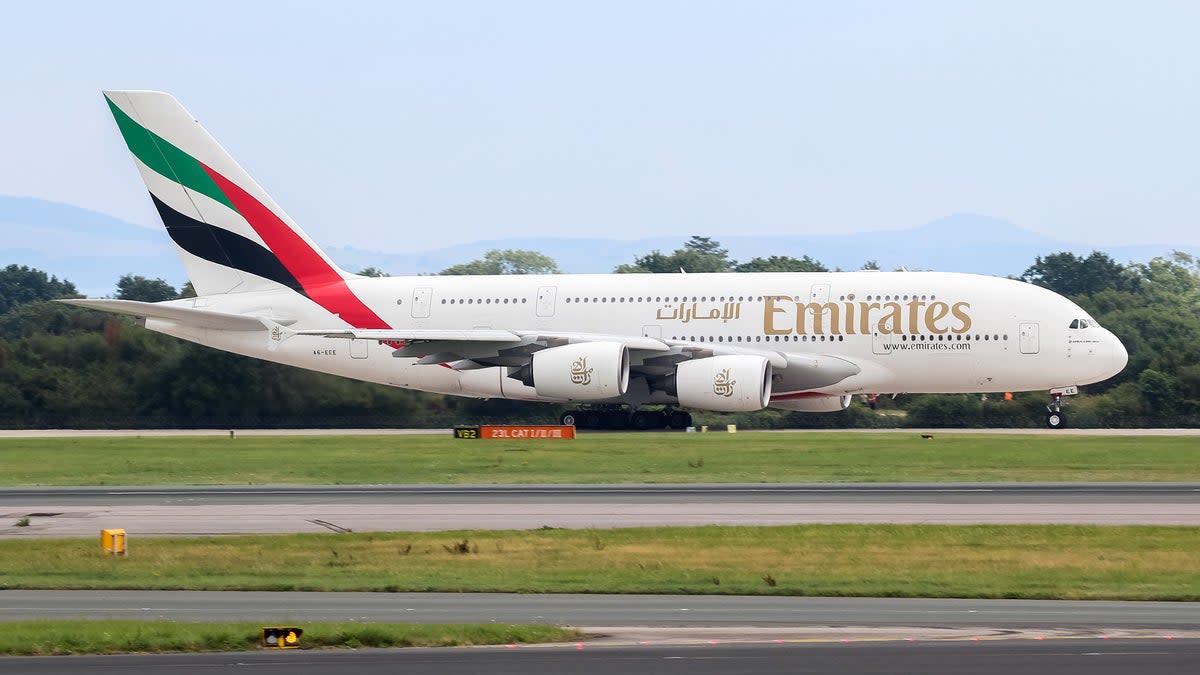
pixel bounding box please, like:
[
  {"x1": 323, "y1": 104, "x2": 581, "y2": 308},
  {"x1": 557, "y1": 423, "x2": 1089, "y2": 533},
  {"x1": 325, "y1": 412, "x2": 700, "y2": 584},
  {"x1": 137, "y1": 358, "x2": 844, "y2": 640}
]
[{"x1": 1045, "y1": 392, "x2": 1067, "y2": 429}]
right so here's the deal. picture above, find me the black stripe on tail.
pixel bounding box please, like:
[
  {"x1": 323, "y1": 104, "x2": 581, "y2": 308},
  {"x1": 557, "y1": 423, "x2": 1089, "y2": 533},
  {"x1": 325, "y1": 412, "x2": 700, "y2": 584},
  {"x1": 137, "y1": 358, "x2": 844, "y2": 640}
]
[{"x1": 149, "y1": 193, "x2": 306, "y2": 295}]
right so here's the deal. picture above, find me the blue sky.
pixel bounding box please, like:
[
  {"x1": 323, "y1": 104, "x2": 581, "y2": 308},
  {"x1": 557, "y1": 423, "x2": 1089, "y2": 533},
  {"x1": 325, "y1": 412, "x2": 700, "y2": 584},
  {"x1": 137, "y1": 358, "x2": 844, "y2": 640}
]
[{"x1": 1, "y1": 1, "x2": 1197, "y2": 252}]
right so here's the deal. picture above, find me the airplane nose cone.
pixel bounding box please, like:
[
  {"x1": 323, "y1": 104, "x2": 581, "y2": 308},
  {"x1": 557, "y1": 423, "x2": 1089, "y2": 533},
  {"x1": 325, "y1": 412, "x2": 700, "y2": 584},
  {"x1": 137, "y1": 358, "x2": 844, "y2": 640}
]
[{"x1": 1110, "y1": 332, "x2": 1129, "y2": 376}]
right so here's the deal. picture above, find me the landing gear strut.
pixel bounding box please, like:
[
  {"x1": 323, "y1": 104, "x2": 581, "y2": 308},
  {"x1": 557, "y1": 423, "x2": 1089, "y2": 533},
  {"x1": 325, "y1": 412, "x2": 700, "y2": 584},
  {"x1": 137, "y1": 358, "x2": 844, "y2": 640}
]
[{"x1": 1045, "y1": 393, "x2": 1067, "y2": 429}]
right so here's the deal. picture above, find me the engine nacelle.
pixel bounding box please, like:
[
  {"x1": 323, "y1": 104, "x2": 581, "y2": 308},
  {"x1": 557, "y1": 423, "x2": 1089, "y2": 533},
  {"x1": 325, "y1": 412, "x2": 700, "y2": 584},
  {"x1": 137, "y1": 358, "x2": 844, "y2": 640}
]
[
  {"x1": 525, "y1": 342, "x2": 630, "y2": 401},
  {"x1": 770, "y1": 394, "x2": 852, "y2": 413},
  {"x1": 674, "y1": 355, "x2": 772, "y2": 412}
]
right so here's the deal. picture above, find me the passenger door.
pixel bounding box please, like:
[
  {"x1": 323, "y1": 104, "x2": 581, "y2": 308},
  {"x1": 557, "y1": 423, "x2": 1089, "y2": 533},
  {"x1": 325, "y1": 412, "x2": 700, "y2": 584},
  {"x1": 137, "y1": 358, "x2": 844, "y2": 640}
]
[{"x1": 1019, "y1": 322, "x2": 1039, "y2": 354}]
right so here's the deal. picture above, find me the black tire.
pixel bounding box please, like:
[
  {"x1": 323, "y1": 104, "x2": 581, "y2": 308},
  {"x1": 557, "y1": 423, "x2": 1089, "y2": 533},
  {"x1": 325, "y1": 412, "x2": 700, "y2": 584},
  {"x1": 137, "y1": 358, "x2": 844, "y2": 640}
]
[
  {"x1": 560, "y1": 412, "x2": 578, "y2": 426},
  {"x1": 1046, "y1": 410, "x2": 1067, "y2": 429},
  {"x1": 667, "y1": 410, "x2": 692, "y2": 430},
  {"x1": 603, "y1": 411, "x2": 630, "y2": 429},
  {"x1": 577, "y1": 412, "x2": 601, "y2": 429},
  {"x1": 631, "y1": 411, "x2": 656, "y2": 430}
]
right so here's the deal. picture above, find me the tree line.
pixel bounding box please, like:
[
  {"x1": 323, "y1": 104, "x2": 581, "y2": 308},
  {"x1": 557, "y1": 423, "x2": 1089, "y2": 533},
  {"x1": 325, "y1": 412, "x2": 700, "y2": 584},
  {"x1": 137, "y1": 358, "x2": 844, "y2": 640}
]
[{"x1": 0, "y1": 238, "x2": 1196, "y2": 429}]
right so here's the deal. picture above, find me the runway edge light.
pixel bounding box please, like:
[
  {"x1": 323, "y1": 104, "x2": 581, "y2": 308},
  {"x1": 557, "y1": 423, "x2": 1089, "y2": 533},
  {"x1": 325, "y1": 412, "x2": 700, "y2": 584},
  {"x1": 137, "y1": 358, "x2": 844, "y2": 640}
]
[{"x1": 261, "y1": 626, "x2": 303, "y2": 649}]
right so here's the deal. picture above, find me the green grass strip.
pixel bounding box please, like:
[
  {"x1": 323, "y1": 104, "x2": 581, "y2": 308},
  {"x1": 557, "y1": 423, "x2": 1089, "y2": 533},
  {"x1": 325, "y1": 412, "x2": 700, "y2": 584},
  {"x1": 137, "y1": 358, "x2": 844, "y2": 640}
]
[
  {"x1": 0, "y1": 620, "x2": 580, "y2": 655},
  {"x1": 2, "y1": 525, "x2": 1198, "y2": 600},
  {"x1": 2, "y1": 433, "x2": 1198, "y2": 485}
]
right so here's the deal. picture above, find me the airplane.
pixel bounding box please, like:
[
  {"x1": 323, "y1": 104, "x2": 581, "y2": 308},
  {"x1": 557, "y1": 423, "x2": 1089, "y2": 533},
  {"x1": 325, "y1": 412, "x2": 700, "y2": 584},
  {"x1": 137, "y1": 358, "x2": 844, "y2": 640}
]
[{"x1": 64, "y1": 91, "x2": 1129, "y2": 430}]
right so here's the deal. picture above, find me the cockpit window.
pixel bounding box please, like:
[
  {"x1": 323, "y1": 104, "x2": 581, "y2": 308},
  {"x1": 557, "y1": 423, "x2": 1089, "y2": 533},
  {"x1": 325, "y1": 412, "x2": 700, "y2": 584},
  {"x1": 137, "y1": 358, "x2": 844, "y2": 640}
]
[
  {"x1": 1069, "y1": 319, "x2": 1091, "y2": 329},
  {"x1": 1069, "y1": 319, "x2": 1080, "y2": 329}
]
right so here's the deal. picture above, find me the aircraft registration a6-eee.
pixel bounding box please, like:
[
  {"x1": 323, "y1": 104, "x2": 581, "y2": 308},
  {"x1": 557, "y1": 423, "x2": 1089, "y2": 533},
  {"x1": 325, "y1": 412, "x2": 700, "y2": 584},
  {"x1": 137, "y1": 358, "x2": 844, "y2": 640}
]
[{"x1": 67, "y1": 91, "x2": 1129, "y2": 429}]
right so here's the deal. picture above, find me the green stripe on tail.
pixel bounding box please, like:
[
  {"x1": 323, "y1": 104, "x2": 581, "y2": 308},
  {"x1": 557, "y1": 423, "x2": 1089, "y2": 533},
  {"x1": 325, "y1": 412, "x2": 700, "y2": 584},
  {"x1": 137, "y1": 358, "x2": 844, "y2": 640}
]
[{"x1": 104, "y1": 95, "x2": 235, "y2": 210}]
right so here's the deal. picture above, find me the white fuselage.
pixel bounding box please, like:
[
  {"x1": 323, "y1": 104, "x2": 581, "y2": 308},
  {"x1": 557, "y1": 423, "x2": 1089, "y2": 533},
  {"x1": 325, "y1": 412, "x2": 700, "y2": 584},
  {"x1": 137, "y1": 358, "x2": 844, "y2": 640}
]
[{"x1": 146, "y1": 270, "x2": 1128, "y2": 405}]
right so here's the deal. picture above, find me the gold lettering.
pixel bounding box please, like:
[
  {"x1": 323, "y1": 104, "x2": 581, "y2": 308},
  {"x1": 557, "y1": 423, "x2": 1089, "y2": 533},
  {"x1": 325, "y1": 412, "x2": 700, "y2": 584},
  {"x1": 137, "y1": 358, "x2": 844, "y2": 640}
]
[
  {"x1": 860, "y1": 302, "x2": 880, "y2": 335},
  {"x1": 924, "y1": 301, "x2": 950, "y2": 334},
  {"x1": 763, "y1": 295, "x2": 792, "y2": 335},
  {"x1": 951, "y1": 301, "x2": 972, "y2": 333},
  {"x1": 754, "y1": 294, "x2": 972, "y2": 337},
  {"x1": 877, "y1": 302, "x2": 903, "y2": 334},
  {"x1": 906, "y1": 299, "x2": 926, "y2": 334},
  {"x1": 797, "y1": 302, "x2": 840, "y2": 335}
]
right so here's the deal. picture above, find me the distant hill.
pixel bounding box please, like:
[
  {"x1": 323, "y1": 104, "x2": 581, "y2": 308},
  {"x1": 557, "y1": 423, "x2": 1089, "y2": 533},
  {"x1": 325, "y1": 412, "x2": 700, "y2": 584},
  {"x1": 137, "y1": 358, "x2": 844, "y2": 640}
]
[
  {"x1": 1, "y1": 195, "x2": 1186, "y2": 296},
  {"x1": 328, "y1": 213, "x2": 1182, "y2": 277},
  {"x1": 0, "y1": 195, "x2": 179, "y2": 296}
]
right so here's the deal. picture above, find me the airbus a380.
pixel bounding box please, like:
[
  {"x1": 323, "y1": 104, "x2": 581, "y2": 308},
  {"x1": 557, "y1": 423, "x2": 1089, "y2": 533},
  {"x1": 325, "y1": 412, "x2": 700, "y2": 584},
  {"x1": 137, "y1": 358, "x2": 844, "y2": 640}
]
[{"x1": 66, "y1": 91, "x2": 1128, "y2": 429}]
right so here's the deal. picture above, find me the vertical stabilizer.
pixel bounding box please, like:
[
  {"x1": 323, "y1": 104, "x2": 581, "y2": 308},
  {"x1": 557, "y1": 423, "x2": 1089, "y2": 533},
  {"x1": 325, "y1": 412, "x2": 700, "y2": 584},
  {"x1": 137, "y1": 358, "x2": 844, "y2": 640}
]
[{"x1": 104, "y1": 90, "x2": 345, "y2": 297}]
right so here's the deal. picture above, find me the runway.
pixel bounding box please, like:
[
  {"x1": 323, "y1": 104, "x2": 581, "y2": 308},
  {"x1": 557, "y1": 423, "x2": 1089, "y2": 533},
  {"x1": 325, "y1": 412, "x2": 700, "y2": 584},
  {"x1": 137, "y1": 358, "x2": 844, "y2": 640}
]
[
  {"x1": 4, "y1": 640, "x2": 1199, "y2": 675},
  {"x1": 3, "y1": 592, "x2": 1199, "y2": 673},
  {"x1": 3, "y1": 428, "x2": 1199, "y2": 437},
  {"x1": 3, "y1": 591, "x2": 1198, "y2": 631},
  {"x1": 2, "y1": 483, "x2": 1197, "y2": 536}
]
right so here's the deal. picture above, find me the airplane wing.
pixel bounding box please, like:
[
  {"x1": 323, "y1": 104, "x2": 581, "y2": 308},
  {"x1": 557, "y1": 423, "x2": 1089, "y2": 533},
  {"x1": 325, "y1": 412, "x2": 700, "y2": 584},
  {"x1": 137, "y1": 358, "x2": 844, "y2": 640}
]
[
  {"x1": 284, "y1": 325, "x2": 860, "y2": 391},
  {"x1": 59, "y1": 301, "x2": 861, "y2": 394}
]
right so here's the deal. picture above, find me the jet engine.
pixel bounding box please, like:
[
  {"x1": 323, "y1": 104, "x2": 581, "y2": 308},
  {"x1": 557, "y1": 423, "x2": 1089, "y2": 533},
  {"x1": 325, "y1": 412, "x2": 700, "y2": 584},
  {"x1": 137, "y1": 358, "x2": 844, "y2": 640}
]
[
  {"x1": 515, "y1": 341, "x2": 630, "y2": 400},
  {"x1": 673, "y1": 355, "x2": 772, "y2": 412},
  {"x1": 770, "y1": 394, "x2": 852, "y2": 413}
]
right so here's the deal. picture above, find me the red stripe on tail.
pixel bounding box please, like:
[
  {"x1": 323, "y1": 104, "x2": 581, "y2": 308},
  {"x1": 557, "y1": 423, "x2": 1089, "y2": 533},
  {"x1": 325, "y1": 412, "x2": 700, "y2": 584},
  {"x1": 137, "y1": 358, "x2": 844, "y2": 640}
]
[{"x1": 201, "y1": 163, "x2": 389, "y2": 330}]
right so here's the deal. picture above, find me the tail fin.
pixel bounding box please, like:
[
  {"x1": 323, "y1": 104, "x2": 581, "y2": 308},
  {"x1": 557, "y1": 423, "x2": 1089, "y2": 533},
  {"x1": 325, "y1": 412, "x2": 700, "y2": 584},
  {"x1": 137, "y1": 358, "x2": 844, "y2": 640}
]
[{"x1": 103, "y1": 90, "x2": 349, "y2": 298}]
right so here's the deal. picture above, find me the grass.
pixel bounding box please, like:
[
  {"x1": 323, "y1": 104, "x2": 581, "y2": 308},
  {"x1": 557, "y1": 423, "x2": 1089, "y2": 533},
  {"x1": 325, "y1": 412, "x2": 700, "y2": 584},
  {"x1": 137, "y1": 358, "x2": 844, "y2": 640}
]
[
  {"x1": 1, "y1": 433, "x2": 1198, "y2": 485},
  {"x1": 0, "y1": 620, "x2": 580, "y2": 655},
  {"x1": 1, "y1": 525, "x2": 1197, "y2": 601}
]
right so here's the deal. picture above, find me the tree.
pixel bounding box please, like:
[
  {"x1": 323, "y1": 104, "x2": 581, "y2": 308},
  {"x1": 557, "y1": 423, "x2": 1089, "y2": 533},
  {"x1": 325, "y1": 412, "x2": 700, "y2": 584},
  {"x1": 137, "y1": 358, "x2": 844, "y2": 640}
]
[
  {"x1": 734, "y1": 255, "x2": 828, "y2": 273},
  {"x1": 440, "y1": 249, "x2": 560, "y2": 275},
  {"x1": 1020, "y1": 251, "x2": 1136, "y2": 297},
  {"x1": 116, "y1": 275, "x2": 177, "y2": 302},
  {"x1": 358, "y1": 267, "x2": 391, "y2": 278},
  {"x1": 0, "y1": 264, "x2": 78, "y2": 315},
  {"x1": 615, "y1": 236, "x2": 735, "y2": 273},
  {"x1": 178, "y1": 281, "x2": 197, "y2": 299}
]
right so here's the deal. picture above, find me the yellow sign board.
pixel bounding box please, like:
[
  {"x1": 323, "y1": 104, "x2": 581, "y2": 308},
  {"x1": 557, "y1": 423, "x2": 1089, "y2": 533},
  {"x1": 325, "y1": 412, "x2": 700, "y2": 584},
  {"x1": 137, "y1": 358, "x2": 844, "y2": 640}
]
[{"x1": 100, "y1": 529, "x2": 126, "y2": 556}]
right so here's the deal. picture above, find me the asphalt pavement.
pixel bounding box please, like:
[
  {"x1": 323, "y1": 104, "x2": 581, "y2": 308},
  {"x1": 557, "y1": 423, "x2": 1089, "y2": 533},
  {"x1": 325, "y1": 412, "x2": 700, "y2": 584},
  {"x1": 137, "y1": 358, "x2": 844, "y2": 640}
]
[
  {"x1": 3, "y1": 640, "x2": 1198, "y2": 675},
  {"x1": 2, "y1": 483, "x2": 1197, "y2": 536}
]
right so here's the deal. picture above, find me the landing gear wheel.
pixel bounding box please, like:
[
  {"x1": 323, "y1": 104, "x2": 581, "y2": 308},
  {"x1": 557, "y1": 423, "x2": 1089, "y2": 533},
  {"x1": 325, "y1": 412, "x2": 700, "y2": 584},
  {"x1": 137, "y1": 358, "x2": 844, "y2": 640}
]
[
  {"x1": 666, "y1": 410, "x2": 693, "y2": 430},
  {"x1": 577, "y1": 411, "x2": 601, "y2": 429},
  {"x1": 1046, "y1": 410, "x2": 1067, "y2": 429},
  {"x1": 631, "y1": 411, "x2": 664, "y2": 430},
  {"x1": 603, "y1": 411, "x2": 630, "y2": 429},
  {"x1": 560, "y1": 412, "x2": 577, "y2": 426}
]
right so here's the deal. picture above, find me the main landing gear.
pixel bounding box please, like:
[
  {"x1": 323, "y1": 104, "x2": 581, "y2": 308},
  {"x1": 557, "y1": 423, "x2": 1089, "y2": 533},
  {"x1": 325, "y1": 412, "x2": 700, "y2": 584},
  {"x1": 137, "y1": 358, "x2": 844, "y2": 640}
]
[
  {"x1": 1045, "y1": 393, "x2": 1067, "y2": 429},
  {"x1": 560, "y1": 406, "x2": 693, "y2": 431}
]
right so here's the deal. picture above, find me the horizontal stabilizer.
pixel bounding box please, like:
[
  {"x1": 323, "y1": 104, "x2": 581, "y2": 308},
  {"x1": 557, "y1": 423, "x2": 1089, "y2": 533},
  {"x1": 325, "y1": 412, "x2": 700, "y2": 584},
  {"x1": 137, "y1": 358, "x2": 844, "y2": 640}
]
[{"x1": 58, "y1": 299, "x2": 285, "y2": 332}]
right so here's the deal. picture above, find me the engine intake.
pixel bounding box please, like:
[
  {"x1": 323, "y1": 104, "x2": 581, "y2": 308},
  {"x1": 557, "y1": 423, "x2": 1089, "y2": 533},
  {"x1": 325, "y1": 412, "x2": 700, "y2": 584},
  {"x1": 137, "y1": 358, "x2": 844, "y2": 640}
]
[
  {"x1": 516, "y1": 342, "x2": 630, "y2": 401},
  {"x1": 673, "y1": 355, "x2": 772, "y2": 412}
]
